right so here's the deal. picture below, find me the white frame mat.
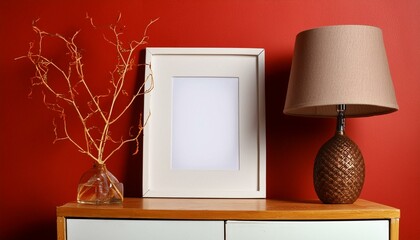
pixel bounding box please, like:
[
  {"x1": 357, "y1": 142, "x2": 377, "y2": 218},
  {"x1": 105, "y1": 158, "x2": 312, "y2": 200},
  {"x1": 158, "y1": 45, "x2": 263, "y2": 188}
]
[{"x1": 143, "y1": 48, "x2": 266, "y2": 198}]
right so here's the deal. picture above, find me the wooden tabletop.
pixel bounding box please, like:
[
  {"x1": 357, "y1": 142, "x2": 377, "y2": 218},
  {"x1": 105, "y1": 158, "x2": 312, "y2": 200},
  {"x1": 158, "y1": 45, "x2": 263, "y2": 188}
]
[{"x1": 57, "y1": 198, "x2": 400, "y2": 220}]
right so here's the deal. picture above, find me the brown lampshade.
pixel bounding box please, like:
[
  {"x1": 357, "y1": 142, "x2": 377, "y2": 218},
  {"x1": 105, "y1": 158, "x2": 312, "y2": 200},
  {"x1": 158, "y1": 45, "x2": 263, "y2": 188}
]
[{"x1": 284, "y1": 25, "x2": 398, "y2": 117}]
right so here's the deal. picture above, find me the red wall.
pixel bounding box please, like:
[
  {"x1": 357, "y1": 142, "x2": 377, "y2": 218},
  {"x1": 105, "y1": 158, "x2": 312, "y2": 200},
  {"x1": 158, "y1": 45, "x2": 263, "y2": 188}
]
[{"x1": 1, "y1": 0, "x2": 419, "y2": 239}]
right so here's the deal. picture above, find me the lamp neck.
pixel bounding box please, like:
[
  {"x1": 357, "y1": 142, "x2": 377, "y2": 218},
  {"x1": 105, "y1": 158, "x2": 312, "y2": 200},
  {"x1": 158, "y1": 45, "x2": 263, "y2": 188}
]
[{"x1": 336, "y1": 104, "x2": 346, "y2": 135}]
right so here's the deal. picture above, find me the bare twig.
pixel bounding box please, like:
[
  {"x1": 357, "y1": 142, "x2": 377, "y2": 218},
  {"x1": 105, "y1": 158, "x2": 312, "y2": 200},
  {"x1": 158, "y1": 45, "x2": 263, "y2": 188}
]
[{"x1": 17, "y1": 15, "x2": 157, "y2": 165}]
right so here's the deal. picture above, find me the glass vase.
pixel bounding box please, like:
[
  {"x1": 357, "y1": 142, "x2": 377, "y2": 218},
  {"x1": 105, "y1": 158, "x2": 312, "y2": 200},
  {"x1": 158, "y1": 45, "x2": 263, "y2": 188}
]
[{"x1": 77, "y1": 163, "x2": 124, "y2": 204}]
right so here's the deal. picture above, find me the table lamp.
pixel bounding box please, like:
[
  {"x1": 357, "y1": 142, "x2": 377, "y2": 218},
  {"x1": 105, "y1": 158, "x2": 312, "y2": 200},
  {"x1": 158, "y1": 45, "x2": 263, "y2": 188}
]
[{"x1": 284, "y1": 25, "x2": 398, "y2": 204}]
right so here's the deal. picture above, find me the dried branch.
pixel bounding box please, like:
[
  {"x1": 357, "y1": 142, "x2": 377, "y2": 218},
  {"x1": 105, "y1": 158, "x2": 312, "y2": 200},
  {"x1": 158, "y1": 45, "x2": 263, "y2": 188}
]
[{"x1": 16, "y1": 15, "x2": 157, "y2": 165}]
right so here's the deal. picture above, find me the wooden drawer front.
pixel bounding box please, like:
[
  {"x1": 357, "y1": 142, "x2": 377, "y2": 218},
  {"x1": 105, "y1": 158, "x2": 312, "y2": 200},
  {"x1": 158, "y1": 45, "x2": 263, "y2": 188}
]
[
  {"x1": 66, "y1": 219, "x2": 224, "y2": 240},
  {"x1": 226, "y1": 220, "x2": 389, "y2": 240}
]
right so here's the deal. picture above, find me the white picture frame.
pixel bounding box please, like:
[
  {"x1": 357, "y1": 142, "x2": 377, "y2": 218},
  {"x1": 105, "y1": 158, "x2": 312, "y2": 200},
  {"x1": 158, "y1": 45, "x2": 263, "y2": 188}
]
[{"x1": 143, "y1": 48, "x2": 266, "y2": 198}]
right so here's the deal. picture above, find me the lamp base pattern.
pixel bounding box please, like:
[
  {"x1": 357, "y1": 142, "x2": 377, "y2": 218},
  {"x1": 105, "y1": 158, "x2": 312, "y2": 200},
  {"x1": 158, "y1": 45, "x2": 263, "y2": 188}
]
[{"x1": 314, "y1": 133, "x2": 365, "y2": 204}]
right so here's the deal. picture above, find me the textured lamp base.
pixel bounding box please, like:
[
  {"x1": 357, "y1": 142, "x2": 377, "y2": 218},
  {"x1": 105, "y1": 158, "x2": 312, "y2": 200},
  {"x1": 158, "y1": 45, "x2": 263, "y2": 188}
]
[{"x1": 314, "y1": 133, "x2": 365, "y2": 204}]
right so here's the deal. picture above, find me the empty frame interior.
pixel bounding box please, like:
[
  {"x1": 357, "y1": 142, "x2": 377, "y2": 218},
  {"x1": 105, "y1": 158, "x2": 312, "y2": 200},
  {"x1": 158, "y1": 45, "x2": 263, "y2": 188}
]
[
  {"x1": 172, "y1": 77, "x2": 239, "y2": 171},
  {"x1": 143, "y1": 48, "x2": 265, "y2": 198}
]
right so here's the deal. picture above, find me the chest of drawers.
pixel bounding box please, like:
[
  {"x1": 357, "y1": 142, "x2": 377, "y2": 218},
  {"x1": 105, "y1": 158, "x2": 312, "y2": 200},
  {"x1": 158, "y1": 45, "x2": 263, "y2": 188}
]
[{"x1": 57, "y1": 198, "x2": 399, "y2": 240}]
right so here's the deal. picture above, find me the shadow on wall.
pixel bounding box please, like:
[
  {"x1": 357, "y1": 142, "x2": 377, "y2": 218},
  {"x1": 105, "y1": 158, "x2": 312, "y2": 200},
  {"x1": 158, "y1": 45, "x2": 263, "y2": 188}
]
[
  {"x1": 3, "y1": 219, "x2": 56, "y2": 240},
  {"x1": 265, "y1": 56, "x2": 333, "y2": 200},
  {"x1": 124, "y1": 49, "x2": 147, "y2": 198}
]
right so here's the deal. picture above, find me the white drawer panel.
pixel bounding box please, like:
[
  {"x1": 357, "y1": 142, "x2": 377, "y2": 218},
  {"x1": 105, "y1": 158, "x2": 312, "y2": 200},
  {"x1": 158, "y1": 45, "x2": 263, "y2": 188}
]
[
  {"x1": 226, "y1": 220, "x2": 389, "y2": 240},
  {"x1": 67, "y1": 219, "x2": 224, "y2": 240}
]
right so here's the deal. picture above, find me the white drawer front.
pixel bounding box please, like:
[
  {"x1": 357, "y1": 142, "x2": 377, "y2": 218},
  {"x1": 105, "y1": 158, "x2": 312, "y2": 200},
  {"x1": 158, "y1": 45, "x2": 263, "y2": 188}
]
[
  {"x1": 226, "y1": 220, "x2": 389, "y2": 240},
  {"x1": 67, "y1": 219, "x2": 224, "y2": 240}
]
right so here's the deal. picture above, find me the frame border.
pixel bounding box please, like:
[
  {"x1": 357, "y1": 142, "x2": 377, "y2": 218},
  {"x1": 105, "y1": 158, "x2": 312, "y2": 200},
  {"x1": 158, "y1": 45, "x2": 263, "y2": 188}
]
[{"x1": 142, "y1": 47, "x2": 266, "y2": 198}]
